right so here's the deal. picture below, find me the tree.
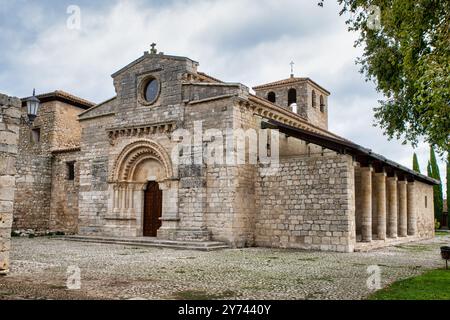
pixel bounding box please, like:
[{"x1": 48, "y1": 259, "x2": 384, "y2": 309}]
[
  {"x1": 446, "y1": 152, "x2": 449, "y2": 227},
  {"x1": 430, "y1": 146, "x2": 443, "y2": 224},
  {"x1": 413, "y1": 153, "x2": 421, "y2": 173},
  {"x1": 427, "y1": 161, "x2": 432, "y2": 178},
  {"x1": 319, "y1": 0, "x2": 450, "y2": 154}
]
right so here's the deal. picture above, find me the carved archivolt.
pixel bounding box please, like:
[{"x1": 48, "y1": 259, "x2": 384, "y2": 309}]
[{"x1": 111, "y1": 139, "x2": 174, "y2": 182}]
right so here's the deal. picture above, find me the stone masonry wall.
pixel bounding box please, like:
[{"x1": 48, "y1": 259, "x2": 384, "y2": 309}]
[
  {"x1": 49, "y1": 151, "x2": 80, "y2": 234},
  {"x1": 13, "y1": 102, "x2": 53, "y2": 231},
  {"x1": 255, "y1": 154, "x2": 356, "y2": 252},
  {"x1": 414, "y1": 181, "x2": 435, "y2": 239},
  {"x1": 13, "y1": 101, "x2": 84, "y2": 232},
  {"x1": 0, "y1": 93, "x2": 20, "y2": 275},
  {"x1": 78, "y1": 115, "x2": 114, "y2": 236}
]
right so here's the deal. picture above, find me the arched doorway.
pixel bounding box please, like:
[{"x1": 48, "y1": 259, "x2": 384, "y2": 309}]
[
  {"x1": 108, "y1": 139, "x2": 179, "y2": 238},
  {"x1": 143, "y1": 181, "x2": 162, "y2": 237}
]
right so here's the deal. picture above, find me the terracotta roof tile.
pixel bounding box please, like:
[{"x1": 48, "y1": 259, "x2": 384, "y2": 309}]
[
  {"x1": 21, "y1": 90, "x2": 95, "y2": 110},
  {"x1": 253, "y1": 77, "x2": 330, "y2": 95}
]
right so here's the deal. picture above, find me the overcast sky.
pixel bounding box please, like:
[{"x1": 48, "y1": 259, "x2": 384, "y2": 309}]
[{"x1": 0, "y1": 0, "x2": 446, "y2": 188}]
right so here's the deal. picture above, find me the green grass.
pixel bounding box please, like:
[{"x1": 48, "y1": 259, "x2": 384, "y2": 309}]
[
  {"x1": 394, "y1": 244, "x2": 433, "y2": 252},
  {"x1": 369, "y1": 269, "x2": 450, "y2": 300},
  {"x1": 435, "y1": 231, "x2": 450, "y2": 237}
]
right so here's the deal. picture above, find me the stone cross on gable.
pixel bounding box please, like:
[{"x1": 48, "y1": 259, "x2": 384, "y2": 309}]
[{"x1": 150, "y1": 43, "x2": 157, "y2": 54}]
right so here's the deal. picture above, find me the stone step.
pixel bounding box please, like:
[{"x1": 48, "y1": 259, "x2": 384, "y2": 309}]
[{"x1": 58, "y1": 235, "x2": 230, "y2": 251}]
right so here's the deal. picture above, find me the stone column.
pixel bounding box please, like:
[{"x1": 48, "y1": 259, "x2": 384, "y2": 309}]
[
  {"x1": 360, "y1": 167, "x2": 373, "y2": 242},
  {"x1": 387, "y1": 176, "x2": 398, "y2": 238},
  {"x1": 407, "y1": 182, "x2": 417, "y2": 236},
  {"x1": 375, "y1": 172, "x2": 387, "y2": 240},
  {"x1": 398, "y1": 180, "x2": 408, "y2": 237},
  {"x1": 157, "y1": 180, "x2": 180, "y2": 240},
  {"x1": 0, "y1": 93, "x2": 20, "y2": 275}
]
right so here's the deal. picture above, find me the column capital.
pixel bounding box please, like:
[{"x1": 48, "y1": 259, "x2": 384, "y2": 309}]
[
  {"x1": 387, "y1": 175, "x2": 398, "y2": 182},
  {"x1": 375, "y1": 171, "x2": 387, "y2": 177}
]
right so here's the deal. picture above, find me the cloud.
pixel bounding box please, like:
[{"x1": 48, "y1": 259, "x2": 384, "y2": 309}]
[{"x1": 0, "y1": 0, "x2": 446, "y2": 191}]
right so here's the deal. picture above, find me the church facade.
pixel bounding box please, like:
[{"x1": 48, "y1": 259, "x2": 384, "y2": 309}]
[{"x1": 12, "y1": 48, "x2": 437, "y2": 252}]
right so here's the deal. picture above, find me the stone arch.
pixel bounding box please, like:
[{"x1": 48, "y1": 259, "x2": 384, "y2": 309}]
[
  {"x1": 288, "y1": 88, "x2": 297, "y2": 106},
  {"x1": 267, "y1": 91, "x2": 276, "y2": 103},
  {"x1": 112, "y1": 139, "x2": 174, "y2": 182}
]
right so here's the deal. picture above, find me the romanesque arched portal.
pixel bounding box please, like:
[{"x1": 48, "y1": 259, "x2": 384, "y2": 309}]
[{"x1": 107, "y1": 139, "x2": 179, "y2": 238}]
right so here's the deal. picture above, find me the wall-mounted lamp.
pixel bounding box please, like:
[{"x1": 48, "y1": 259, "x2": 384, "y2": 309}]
[{"x1": 23, "y1": 89, "x2": 40, "y2": 126}]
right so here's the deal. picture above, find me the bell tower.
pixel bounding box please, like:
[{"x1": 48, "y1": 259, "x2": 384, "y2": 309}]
[{"x1": 252, "y1": 68, "x2": 330, "y2": 130}]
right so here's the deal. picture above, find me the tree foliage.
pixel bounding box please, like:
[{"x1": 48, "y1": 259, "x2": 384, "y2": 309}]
[
  {"x1": 446, "y1": 152, "x2": 449, "y2": 227},
  {"x1": 413, "y1": 153, "x2": 421, "y2": 173},
  {"x1": 319, "y1": 0, "x2": 450, "y2": 154}
]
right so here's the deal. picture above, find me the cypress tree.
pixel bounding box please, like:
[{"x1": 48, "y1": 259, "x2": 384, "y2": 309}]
[
  {"x1": 427, "y1": 161, "x2": 432, "y2": 177},
  {"x1": 430, "y1": 146, "x2": 443, "y2": 225},
  {"x1": 413, "y1": 153, "x2": 421, "y2": 173},
  {"x1": 446, "y1": 152, "x2": 449, "y2": 228}
]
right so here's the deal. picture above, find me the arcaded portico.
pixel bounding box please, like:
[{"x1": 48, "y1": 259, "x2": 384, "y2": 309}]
[{"x1": 354, "y1": 163, "x2": 434, "y2": 250}]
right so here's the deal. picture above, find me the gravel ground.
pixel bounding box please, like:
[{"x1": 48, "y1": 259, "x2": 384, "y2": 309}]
[{"x1": 1, "y1": 235, "x2": 449, "y2": 300}]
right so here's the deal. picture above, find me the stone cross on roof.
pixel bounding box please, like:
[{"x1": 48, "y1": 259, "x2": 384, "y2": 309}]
[
  {"x1": 150, "y1": 43, "x2": 157, "y2": 54},
  {"x1": 290, "y1": 61, "x2": 295, "y2": 78}
]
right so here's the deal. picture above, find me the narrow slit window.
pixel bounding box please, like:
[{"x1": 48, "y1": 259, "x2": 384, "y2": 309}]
[
  {"x1": 320, "y1": 95, "x2": 325, "y2": 112},
  {"x1": 288, "y1": 88, "x2": 297, "y2": 106},
  {"x1": 31, "y1": 128, "x2": 41, "y2": 143},
  {"x1": 67, "y1": 162, "x2": 75, "y2": 181}
]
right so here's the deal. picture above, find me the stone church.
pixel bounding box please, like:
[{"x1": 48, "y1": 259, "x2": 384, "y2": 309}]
[{"x1": 11, "y1": 47, "x2": 437, "y2": 252}]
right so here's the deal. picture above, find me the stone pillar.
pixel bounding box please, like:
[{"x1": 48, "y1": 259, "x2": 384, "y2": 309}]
[
  {"x1": 387, "y1": 176, "x2": 398, "y2": 238},
  {"x1": 0, "y1": 93, "x2": 21, "y2": 275},
  {"x1": 375, "y1": 172, "x2": 387, "y2": 240},
  {"x1": 157, "y1": 179, "x2": 180, "y2": 240},
  {"x1": 398, "y1": 180, "x2": 408, "y2": 237},
  {"x1": 360, "y1": 166, "x2": 373, "y2": 242},
  {"x1": 407, "y1": 182, "x2": 417, "y2": 236}
]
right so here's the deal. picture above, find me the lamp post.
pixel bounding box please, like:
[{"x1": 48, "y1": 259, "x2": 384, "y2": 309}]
[{"x1": 24, "y1": 89, "x2": 40, "y2": 126}]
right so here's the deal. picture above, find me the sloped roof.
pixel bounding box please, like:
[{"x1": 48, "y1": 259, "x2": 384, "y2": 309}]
[
  {"x1": 263, "y1": 119, "x2": 440, "y2": 186},
  {"x1": 253, "y1": 76, "x2": 330, "y2": 95},
  {"x1": 79, "y1": 96, "x2": 117, "y2": 118},
  {"x1": 197, "y1": 72, "x2": 223, "y2": 83},
  {"x1": 111, "y1": 52, "x2": 199, "y2": 78},
  {"x1": 21, "y1": 90, "x2": 95, "y2": 110}
]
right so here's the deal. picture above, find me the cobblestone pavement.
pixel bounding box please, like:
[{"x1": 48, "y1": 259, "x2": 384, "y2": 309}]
[{"x1": 1, "y1": 235, "x2": 449, "y2": 300}]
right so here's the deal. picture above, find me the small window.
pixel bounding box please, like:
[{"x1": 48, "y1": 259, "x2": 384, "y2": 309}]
[
  {"x1": 288, "y1": 88, "x2": 297, "y2": 106},
  {"x1": 320, "y1": 95, "x2": 325, "y2": 112},
  {"x1": 425, "y1": 196, "x2": 428, "y2": 208},
  {"x1": 31, "y1": 128, "x2": 41, "y2": 143},
  {"x1": 312, "y1": 90, "x2": 317, "y2": 108},
  {"x1": 267, "y1": 92, "x2": 276, "y2": 103},
  {"x1": 67, "y1": 162, "x2": 75, "y2": 181}
]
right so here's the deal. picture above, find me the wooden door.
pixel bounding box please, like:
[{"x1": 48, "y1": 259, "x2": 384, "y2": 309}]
[{"x1": 143, "y1": 182, "x2": 162, "y2": 237}]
